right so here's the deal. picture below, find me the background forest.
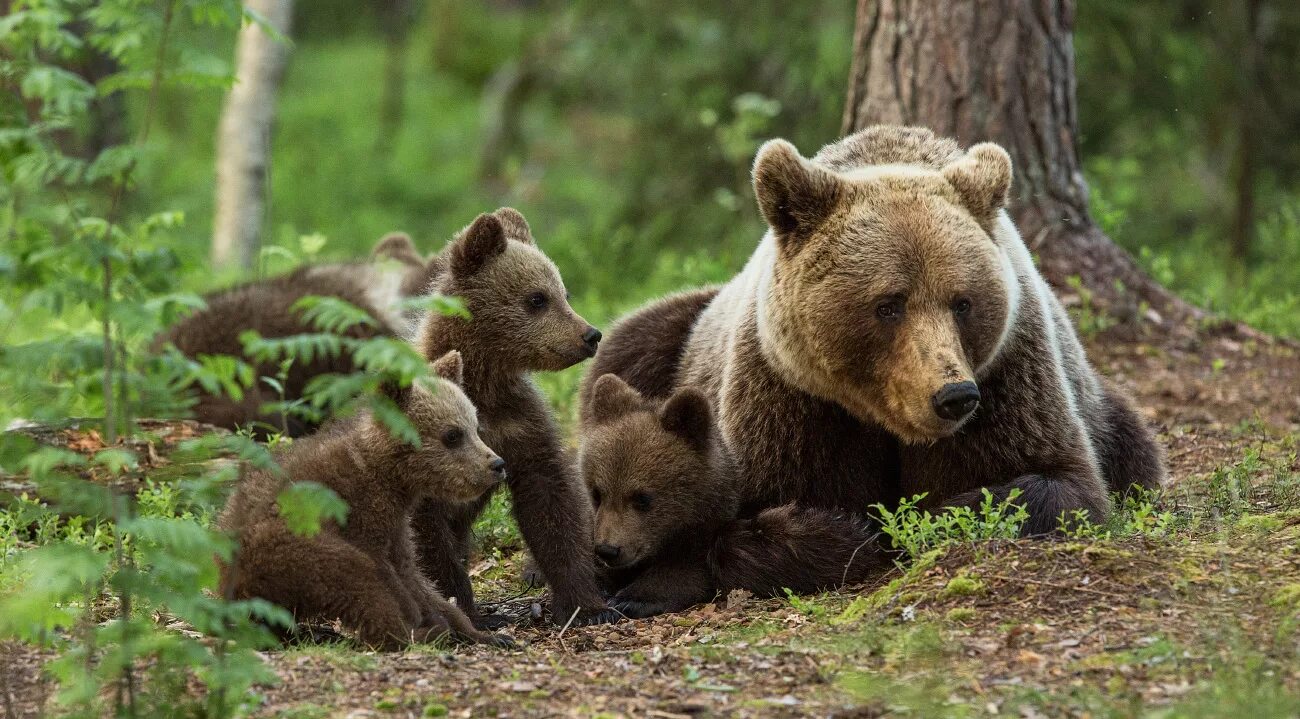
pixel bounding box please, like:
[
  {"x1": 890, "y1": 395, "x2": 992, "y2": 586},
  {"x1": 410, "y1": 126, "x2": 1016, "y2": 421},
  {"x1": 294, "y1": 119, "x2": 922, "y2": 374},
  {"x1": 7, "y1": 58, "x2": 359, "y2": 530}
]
[
  {"x1": 5, "y1": 0, "x2": 1300, "y2": 423},
  {"x1": 2, "y1": 1, "x2": 1300, "y2": 717}
]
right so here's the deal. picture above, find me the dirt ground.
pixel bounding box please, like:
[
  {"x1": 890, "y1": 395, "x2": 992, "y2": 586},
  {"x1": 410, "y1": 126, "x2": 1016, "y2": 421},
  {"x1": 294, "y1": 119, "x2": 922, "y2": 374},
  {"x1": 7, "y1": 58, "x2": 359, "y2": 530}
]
[{"x1": 3, "y1": 322, "x2": 1299, "y2": 718}]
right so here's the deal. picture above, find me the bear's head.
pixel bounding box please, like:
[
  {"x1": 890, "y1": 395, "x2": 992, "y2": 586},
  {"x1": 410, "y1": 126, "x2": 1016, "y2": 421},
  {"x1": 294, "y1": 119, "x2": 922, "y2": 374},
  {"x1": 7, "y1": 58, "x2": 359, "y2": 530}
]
[
  {"x1": 752, "y1": 136, "x2": 1019, "y2": 443},
  {"x1": 578, "y1": 374, "x2": 737, "y2": 570},
  {"x1": 431, "y1": 208, "x2": 601, "y2": 372},
  {"x1": 369, "y1": 350, "x2": 506, "y2": 502},
  {"x1": 369, "y1": 231, "x2": 444, "y2": 298}
]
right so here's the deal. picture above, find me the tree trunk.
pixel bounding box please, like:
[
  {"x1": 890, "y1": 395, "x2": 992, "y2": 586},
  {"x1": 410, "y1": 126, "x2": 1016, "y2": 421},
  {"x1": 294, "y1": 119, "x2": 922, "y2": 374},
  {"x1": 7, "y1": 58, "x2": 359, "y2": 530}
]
[
  {"x1": 1229, "y1": 0, "x2": 1261, "y2": 263},
  {"x1": 376, "y1": 0, "x2": 412, "y2": 154},
  {"x1": 212, "y1": 0, "x2": 294, "y2": 270},
  {"x1": 842, "y1": 0, "x2": 1193, "y2": 326}
]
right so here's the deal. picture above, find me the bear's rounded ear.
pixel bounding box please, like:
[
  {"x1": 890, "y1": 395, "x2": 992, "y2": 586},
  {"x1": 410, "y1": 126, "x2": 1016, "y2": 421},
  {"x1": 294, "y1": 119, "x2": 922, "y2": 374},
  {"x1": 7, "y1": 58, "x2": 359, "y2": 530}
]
[
  {"x1": 588, "y1": 373, "x2": 643, "y2": 424},
  {"x1": 378, "y1": 377, "x2": 412, "y2": 408},
  {"x1": 941, "y1": 143, "x2": 1013, "y2": 227},
  {"x1": 370, "y1": 232, "x2": 424, "y2": 268},
  {"x1": 450, "y1": 213, "x2": 508, "y2": 277},
  {"x1": 658, "y1": 388, "x2": 712, "y2": 452},
  {"x1": 493, "y1": 207, "x2": 534, "y2": 245},
  {"x1": 752, "y1": 139, "x2": 844, "y2": 249},
  {"x1": 430, "y1": 350, "x2": 464, "y2": 387}
]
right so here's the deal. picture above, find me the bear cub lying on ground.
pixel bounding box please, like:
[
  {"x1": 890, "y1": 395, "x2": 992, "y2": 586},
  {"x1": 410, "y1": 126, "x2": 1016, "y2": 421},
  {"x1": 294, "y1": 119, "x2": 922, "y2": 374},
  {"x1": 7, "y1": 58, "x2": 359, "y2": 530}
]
[
  {"x1": 581, "y1": 373, "x2": 888, "y2": 618},
  {"x1": 217, "y1": 350, "x2": 515, "y2": 650}
]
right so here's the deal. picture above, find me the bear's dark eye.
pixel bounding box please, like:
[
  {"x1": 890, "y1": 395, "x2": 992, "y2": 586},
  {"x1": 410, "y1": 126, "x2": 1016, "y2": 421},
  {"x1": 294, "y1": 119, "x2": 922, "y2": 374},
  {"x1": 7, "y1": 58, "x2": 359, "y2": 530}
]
[
  {"x1": 441, "y1": 428, "x2": 464, "y2": 449},
  {"x1": 953, "y1": 298, "x2": 972, "y2": 316},
  {"x1": 590, "y1": 488, "x2": 602, "y2": 507},
  {"x1": 875, "y1": 300, "x2": 903, "y2": 320},
  {"x1": 630, "y1": 492, "x2": 652, "y2": 513},
  {"x1": 526, "y1": 292, "x2": 548, "y2": 311}
]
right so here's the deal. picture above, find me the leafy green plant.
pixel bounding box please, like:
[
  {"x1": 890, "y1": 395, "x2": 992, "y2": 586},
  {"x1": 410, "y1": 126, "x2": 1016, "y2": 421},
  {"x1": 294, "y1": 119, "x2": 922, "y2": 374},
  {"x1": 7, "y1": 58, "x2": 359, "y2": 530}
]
[
  {"x1": 1057, "y1": 486, "x2": 1177, "y2": 540},
  {"x1": 869, "y1": 490, "x2": 1030, "y2": 561}
]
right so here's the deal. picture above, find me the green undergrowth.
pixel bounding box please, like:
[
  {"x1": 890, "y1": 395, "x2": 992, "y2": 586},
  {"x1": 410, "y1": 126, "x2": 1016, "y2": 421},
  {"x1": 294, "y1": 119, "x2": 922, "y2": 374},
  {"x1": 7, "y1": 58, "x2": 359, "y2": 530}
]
[{"x1": 679, "y1": 434, "x2": 1300, "y2": 716}]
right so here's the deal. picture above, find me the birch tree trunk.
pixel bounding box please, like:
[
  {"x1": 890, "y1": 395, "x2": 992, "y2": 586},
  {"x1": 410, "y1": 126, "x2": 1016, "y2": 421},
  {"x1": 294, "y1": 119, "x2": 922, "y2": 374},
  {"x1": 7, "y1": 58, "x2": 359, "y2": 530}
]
[
  {"x1": 212, "y1": 0, "x2": 294, "y2": 270},
  {"x1": 842, "y1": 0, "x2": 1191, "y2": 325}
]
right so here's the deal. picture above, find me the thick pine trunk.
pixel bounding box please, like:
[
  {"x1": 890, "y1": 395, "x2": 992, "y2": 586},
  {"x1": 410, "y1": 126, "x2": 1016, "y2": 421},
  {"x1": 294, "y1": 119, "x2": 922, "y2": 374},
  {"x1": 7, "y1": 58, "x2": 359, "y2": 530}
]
[
  {"x1": 842, "y1": 0, "x2": 1192, "y2": 325},
  {"x1": 212, "y1": 0, "x2": 294, "y2": 270}
]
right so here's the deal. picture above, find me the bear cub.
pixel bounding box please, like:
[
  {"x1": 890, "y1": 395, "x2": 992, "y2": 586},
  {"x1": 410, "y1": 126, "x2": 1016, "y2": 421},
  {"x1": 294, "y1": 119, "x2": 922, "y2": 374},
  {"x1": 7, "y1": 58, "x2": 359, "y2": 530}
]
[
  {"x1": 156, "y1": 232, "x2": 440, "y2": 437},
  {"x1": 410, "y1": 210, "x2": 615, "y2": 626},
  {"x1": 581, "y1": 374, "x2": 888, "y2": 618},
  {"x1": 218, "y1": 350, "x2": 514, "y2": 650}
]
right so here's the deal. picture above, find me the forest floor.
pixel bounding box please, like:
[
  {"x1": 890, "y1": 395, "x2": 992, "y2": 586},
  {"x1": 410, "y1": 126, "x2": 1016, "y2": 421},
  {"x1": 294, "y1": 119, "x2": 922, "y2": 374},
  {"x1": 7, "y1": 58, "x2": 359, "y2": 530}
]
[{"x1": 4, "y1": 321, "x2": 1300, "y2": 718}]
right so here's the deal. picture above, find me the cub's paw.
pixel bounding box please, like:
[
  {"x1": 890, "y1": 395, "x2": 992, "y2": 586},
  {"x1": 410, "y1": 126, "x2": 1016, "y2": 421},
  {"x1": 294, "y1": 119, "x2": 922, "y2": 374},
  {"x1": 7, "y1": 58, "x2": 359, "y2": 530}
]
[
  {"x1": 480, "y1": 632, "x2": 520, "y2": 650},
  {"x1": 520, "y1": 555, "x2": 548, "y2": 588},
  {"x1": 609, "y1": 595, "x2": 672, "y2": 619},
  {"x1": 551, "y1": 603, "x2": 621, "y2": 627},
  {"x1": 471, "y1": 612, "x2": 513, "y2": 631}
]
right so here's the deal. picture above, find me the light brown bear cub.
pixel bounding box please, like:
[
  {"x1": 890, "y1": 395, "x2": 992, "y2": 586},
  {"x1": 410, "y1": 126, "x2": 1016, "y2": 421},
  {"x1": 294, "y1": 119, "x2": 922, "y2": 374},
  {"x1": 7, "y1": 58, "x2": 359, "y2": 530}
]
[
  {"x1": 156, "y1": 232, "x2": 441, "y2": 437},
  {"x1": 218, "y1": 351, "x2": 514, "y2": 650},
  {"x1": 410, "y1": 210, "x2": 615, "y2": 626},
  {"x1": 581, "y1": 374, "x2": 888, "y2": 618}
]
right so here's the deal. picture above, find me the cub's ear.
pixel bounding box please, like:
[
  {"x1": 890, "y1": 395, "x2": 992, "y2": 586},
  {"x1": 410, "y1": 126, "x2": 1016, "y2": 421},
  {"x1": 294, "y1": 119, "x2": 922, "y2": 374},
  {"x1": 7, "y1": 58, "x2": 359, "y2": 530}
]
[
  {"x1": 370, "y1": 232, "x2": 424, "y2": 268},
  {"x1": 492, "y1": 207, "x2": 534, "y2": 245},
  {"x1": 430, "y1": 350, "x2": 464, "y2": 387},
  {"x1": 658, "y1": 388, "x2": 712, "y2": 451},
  {"x1": 752, "y1": 139, "x2": 843, "y2": 249},
  {"x1": 588, "y1": 374, "x2": 643, "y2": 424},
  {"x1": 379, "y1": 377, "x2": 412, "y2": 408},
  {"x1": 941, "y1": 143, "x2": 1012, "y2": 227},
  {"x1": 450, "y1": 213, "x2": 508, "y2": 276}
]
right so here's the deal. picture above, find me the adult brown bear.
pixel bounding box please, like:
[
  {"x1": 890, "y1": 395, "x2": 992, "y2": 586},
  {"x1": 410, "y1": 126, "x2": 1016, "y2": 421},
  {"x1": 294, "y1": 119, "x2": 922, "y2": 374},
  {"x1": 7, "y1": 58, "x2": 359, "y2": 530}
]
[{"x1": 583, "y1": 126, "x2": 1165, "y2": 549}]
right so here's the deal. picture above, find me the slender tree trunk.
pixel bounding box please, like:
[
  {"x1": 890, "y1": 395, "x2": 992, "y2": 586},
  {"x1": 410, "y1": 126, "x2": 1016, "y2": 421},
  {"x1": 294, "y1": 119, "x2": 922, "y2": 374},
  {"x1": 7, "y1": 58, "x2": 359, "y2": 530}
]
[
  {"x1": 1229, "y1": 0, "x2": 1261, "y2": 263},
  {"x1": 842, "y1": 0, "x2": 1192, "y2": 325},
  {"x1": 377, "y1": 0, "x2": 411, "y2": 154},
  {"x1": 212, "y1": 0, "x2": 294, "y2": 270}
]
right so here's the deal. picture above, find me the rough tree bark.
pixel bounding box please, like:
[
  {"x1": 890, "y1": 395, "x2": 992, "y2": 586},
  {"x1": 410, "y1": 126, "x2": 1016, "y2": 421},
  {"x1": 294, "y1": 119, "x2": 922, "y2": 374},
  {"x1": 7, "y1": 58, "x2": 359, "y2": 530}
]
[
  {"x1": 212, "y1": 0, "x2": 294, "y2": 270},
  {"x1": 842, "y1": 0, "x2": 1193, "y2": 325}
]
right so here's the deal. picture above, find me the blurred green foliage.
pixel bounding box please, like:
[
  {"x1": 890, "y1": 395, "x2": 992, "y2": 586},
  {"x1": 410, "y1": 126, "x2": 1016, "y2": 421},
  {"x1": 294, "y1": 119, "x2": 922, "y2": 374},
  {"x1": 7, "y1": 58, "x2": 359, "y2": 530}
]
[
  {"x1": 1077, "y1": 0, "x2": 1300, "y2": 335},
  {"x1": 127, "y1": 0, "x2": 1300, "y2": 352}
]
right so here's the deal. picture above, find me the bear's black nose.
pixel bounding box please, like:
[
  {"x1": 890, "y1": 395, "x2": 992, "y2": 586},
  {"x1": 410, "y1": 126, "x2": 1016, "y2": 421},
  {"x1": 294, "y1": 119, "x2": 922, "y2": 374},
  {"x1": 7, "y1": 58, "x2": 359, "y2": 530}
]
[
  {"x1": 932, "y1": 381, "x2": 981, "y2": 421},
  {"x1": 594, "y1": 544, "x2": 622, "y2": 563},
  {"x1": 489, "y1": 457, "x2": 507, "y2": 477},
  {"x1": 583, "y1": 327, "x2": 603, "y2": 350}
]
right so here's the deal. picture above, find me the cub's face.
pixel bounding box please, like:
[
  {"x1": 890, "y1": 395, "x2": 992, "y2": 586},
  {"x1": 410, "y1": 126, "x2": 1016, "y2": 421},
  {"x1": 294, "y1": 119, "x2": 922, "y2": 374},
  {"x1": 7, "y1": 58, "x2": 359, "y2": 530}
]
[
  {"x1": 578, "y1": 376, "x2": 722, "y2": 570},
  {"x1": 438, "y1": 209, "x2": 601, "y2": 372},
  {"x1": 754, "y1": 139, "x2": 1018, "y2": 443},
  {"x1": 384, "y1": 351, "x2": 506, "y2": 501}
]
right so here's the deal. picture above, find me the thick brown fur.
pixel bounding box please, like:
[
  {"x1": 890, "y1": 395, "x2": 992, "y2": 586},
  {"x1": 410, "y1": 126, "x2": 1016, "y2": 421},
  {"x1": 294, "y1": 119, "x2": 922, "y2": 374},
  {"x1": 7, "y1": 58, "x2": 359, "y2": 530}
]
[
  {"x1": 408, "y1": 209, "x2": 616, "y2": 626},
  {"x1": 156, "y1": 233, "x2": 441, "y2": 436},
  {"x1": 594, "y1": 126, "x2": 1165, "y2": 541},
  {"x1": 577, "y1": 287, "x2": 720, "y2": 422},
  {"x1": 580, "y1": 374, "x2": 889, "y2": 618},
  {"x1": 217, "y1": 351, "x2": 514, "y2": 650}
]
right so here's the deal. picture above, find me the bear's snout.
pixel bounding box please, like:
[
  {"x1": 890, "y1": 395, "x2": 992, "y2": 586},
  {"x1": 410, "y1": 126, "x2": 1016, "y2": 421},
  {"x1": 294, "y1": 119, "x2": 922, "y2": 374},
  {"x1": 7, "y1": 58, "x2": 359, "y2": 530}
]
[
  {"x1": 931, "y1": 381, "x2": 980, "y2": 421},
  {"x1": 489, "y1": 456, "x2": 507, "y2": 480},
  {"x1": 594, "y1": 543, "x2": 622, "y2": 565}
]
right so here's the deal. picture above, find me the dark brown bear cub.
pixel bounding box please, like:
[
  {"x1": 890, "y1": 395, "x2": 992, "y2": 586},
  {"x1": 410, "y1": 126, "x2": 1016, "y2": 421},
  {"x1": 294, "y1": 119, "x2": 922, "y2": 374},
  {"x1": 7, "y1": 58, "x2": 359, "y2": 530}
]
[
  {"x1": 581, "y1": 374, "x2": 888, "y2": 618},
  {"x1": 410, "y1": 210, "x2": 615, "y2": 626},
  {"x1": 218, "y1": 351, "x2": 514, "y2": 650},
  {"x1": 156, "y1": 232, "x2": 439, "y2": 437}
]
